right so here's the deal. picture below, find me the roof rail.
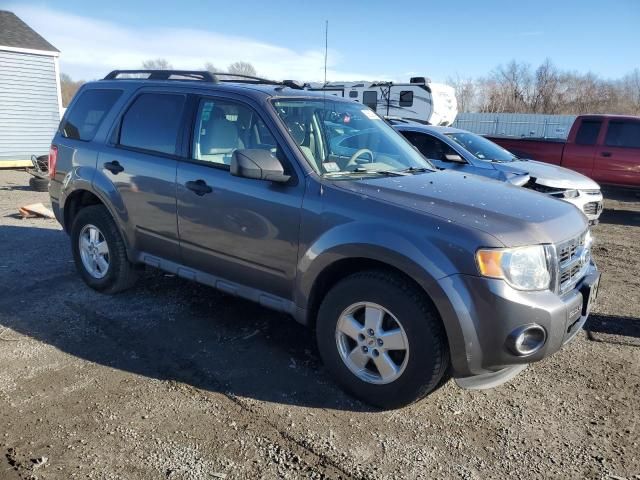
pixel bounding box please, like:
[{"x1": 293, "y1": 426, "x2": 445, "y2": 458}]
[
  {"x1": 213, "y1": 73, "x2": 274, "y2": 83},
  {"x1": 102, "y1": 69, "x2": 306, "y2": 90},
  {"x1": 214, "y1": 73, "x2": 305, "y2": 90},
  {"x1": 104, "y1": 70, "x2": 216, "y2": 82}
]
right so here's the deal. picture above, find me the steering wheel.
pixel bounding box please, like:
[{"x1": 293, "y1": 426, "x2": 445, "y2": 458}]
[{"x1": 346, "y1": 148, "x2": 374, "y2": 168}]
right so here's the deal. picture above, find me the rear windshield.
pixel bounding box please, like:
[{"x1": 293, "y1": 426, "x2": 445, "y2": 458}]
[{"x1": 60, "y1": 89, "x2": 122, "y2": 141}]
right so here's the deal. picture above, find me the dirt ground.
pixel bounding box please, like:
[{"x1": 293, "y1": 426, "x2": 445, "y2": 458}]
[{"x1": 0, "y1": 168, "x2": 638, "y2": 480}]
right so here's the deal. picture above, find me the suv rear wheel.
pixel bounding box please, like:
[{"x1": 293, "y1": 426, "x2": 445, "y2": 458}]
[
  {"x1": 316, "y1": 270, "x2": 449, "y2": 409},
  {"x1": 70, "y1": 205, "x2": 138, "y2": 293}
]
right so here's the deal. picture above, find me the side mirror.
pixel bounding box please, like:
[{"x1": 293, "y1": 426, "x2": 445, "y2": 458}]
[
  {"x1": 231, "y1": 149, "x2": 291, "y2": 183},
  {"x1": 444, "y1": 153, "x2": 465, "y2": 163}
]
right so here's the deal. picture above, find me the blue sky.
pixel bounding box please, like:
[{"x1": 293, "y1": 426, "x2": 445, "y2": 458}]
[{"x1": 6, "y1": 0, "x2": 640, "y2": 82}]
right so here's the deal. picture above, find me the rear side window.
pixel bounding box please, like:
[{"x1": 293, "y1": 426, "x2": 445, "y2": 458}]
[
  {"x1": 61, "y1": 89, "x2": 122, "y2": 141},
  {"x1": 119, "y1": 93, "x2": 186, "y2": 155},
  {"x1": 399, "y1": 91, "x2": 413, "y2": 107},
  {"x1": 575, "y1": 120, "x2": 602, "y2": 145},
  {"x1": 605, "y1": 121, "x2": 640, "y2": 148},
  {"x1": 401, "y1": 131, "x2": 454, "y2": 161}
]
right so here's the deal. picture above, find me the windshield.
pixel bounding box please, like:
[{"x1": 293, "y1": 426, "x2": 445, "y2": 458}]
[
  {"x1": 271, "y1": 98, "x2": 434, "y2": 177},
  {"x1": 445, "y1": 132, "x2": 517, "y2": 162}
]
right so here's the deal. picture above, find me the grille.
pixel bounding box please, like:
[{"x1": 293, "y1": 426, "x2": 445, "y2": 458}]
[
  {"x1": 583, "y1": 202, "x2": 602, "y2": 215},
  {"x1": 556, "y1": 231, "x2": 590, "y2": 293}
]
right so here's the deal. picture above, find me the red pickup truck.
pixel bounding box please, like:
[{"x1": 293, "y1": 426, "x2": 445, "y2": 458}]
[{"x1": 488, "y1": 115, "x2": 640, "y2": 189}]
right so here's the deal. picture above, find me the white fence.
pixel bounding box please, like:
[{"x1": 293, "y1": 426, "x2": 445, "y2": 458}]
[{"x1": 452, "y1": 113, "x2": 576, "y2": 139}]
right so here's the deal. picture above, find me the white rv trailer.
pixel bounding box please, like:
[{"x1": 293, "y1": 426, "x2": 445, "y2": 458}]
[{"x1": 306, "y1": 77, "x2": 458, "y2": 126}]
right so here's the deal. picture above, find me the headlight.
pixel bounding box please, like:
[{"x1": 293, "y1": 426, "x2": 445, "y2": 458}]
[
  {"x1": 563, "y1": 189, "x2": 579, "y2": 199},
  {"x1": 476, "y1": 245, "x2": 551, "y2": 291},
  {"x1": 584, "y1": 229, "x2": 593, "y2": 248}
]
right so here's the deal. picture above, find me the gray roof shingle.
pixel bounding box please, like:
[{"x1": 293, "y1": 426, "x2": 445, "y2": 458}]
[{"x1": 0, "y1": 10, "x2": 59, "y2": 52}]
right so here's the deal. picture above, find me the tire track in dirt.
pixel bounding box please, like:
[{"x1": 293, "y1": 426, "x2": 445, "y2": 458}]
[{"x1": 63, "y1": 299, "x2": 362, "y2": 480}]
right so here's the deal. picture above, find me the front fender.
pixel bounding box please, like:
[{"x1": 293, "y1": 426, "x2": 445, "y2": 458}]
[
  {"x1": 295, "y1": 221, "x2": 460, "y2": 309},
  {"x1": 295, "y1": 221, "x2": 481, "y2": 376}
]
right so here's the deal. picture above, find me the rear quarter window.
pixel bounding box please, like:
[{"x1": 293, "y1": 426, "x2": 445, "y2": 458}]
[
  {"x1": 605, "y1": 121, "x2": 640, "y2": 148},
  {"x1": 61, "y1": 89, "x2": 123, "y2": 141}
]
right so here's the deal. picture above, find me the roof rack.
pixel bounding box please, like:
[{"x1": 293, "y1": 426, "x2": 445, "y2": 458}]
[
  {"x1": 102, "y1": 70, "x2": 306, "y2": 89},
  {"x1": 214, "y1": 73, "x2": 305, "y2": 90},
  {"x1": 104, "y1": 70, "x2": 216, "y2": 82},
  {"x1": 213, "y1": 72, "x2": 273, "y2": 83}
]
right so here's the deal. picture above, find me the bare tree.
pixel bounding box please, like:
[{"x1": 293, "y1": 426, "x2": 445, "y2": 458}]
[
  {"x1": 464, "y1": 59, "x2": 640, "y2": 115},
  {"x1": 204, "y1": 62, "x2": 221, "y2": 74},
  {"x1": 531, "y1": 59, "x2": 561, "y2": 113},
  {"x1": 141, "y1": 58, "x2": 173, "y2": 70},
  {"x1": 447, "y1": 74, "x2": 477, "y2": 112},
  {"x1": 60, "y1": 73, "x2": 84, "y2": 107},
  {"x1": 620, "y1": 68, "x2": 640, "y2": 114},
  {"x1": 227, "y1": 61, "x2": 257, "y2": 76},
  {"x1": 490, "y1": 60, "x2": 534, "y2": 113}
]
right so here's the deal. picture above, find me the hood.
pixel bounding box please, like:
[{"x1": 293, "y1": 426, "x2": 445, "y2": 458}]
[
  {"x1": 493, "y1": 160, "x2": 600, "y2": 190},
  {"x1": 333, "y1": 170, "x2": 588, "y2": 247}
]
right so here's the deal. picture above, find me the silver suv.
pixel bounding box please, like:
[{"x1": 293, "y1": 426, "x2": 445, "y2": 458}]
[{"x1": 48, "y1": 70, "x2": 600, "y2": 409}]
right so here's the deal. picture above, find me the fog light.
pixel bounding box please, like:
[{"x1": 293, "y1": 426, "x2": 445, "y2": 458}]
[{"x1": 507, "y1": 325, "x2": 547, "y2": 356}]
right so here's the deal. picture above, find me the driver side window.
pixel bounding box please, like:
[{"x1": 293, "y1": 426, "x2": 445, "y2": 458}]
[{"x1": 193, "y1": 99, "x2": 277, "y2": 166}]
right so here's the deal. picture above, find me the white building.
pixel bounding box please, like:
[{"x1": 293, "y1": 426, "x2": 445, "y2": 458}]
[{"x1": 0, "y1": 10, "x2": 62, "y2": 167}]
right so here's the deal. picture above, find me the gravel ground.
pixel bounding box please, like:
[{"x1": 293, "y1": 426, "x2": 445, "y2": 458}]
[{"x1": 0, "y1": 169, "x2": 638, "y2": 480}]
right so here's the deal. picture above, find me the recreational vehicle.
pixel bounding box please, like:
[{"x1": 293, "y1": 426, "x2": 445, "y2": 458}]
[{"x1": 306, "y1": 77, "x2": 458, "y2": 126}]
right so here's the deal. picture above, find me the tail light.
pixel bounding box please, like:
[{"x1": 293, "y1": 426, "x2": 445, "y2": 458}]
[{"x1": 48, "y1": 145, "x2": 58, "y2": 179}]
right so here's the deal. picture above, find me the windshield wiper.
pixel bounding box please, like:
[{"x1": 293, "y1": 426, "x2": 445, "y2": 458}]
[
  {"x1": 324, "y1": 167, "x2": 409, "y2": 178},
  {"x1": 398, "y1": 166, "x2": 433, "y2": 174}
]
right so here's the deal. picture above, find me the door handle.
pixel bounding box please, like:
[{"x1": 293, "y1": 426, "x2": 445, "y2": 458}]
[
  {"x1": 185, "y1": 179, "x2": 212, "y2": 196},
  {"x1": 104, "y1": 160, "x2": 124, "y2": 174},
  {"x1": 601, "y1": 152, "x2": 612, "y2": 157}
]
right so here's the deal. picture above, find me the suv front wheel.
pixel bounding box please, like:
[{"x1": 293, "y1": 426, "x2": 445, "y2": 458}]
[
  {"x1": 316, "y1": 270, "x2": 449, "y2": 409},
  {"x1": 70, "y1": 205, "x2": 138, "y2": 294}
]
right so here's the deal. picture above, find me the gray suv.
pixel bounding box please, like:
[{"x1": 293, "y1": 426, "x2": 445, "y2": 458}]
[{"x1": 48, "y1": 70, "x2": 600, "y2": 409}]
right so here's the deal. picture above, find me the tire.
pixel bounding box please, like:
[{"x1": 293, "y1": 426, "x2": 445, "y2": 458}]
[
  {"x1": 316, "y1": 270, "x2": 449, "y2": 409},
  {"x1": 70, "y1": 205, "x2": 138, "y2": 294},
  {"x1": 29, "y1": 176, "x2": 49, "y2": 192}
]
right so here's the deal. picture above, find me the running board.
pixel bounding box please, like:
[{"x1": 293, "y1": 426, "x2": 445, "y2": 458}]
[{"x1": 138, "y1": 253, "x2": 308, "y2": 325}]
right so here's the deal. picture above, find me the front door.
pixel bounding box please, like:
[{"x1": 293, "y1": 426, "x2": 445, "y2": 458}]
[
  {"x1": 594, "y1": 119, "x2": 640, "y2": 187},
  {"x1": 176, "y1": 96, "x2": 305, "y2": 299},
  {"x1": 563, "y1": 119, "x2": 602, "y2": 178}
]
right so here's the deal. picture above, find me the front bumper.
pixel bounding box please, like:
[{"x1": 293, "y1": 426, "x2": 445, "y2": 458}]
[{"x1": 434, "y1": 262, "x2": 600, "y2": 387}]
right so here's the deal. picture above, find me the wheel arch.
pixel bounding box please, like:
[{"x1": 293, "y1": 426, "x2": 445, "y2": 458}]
[
  {"x1": 63, "y1": 189, "x2": 104, "y2": 232},
  {"x1": 305, "y1": 256, "x2": 439, "y2": 328},
  {"x1": 295, "y1": 220, "x2": 474, "y2": 369},
  {"x1": 61, "y1": 184, "x2": 135, "y2": 261}
]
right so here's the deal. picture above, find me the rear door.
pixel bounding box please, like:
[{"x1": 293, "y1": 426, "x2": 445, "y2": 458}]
[
  {"x1": 176, "y1": 95, "x2": 305, "y2": 300},
  {"x1": 595, "y1": 119, "x2": 640, "y2": 187},
  {"x1": 98, "y1": 90, "x2": 188, "y2": 261},
  {"x1": 562, "y1": 119, "x2": 602, "y2": 178}
]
